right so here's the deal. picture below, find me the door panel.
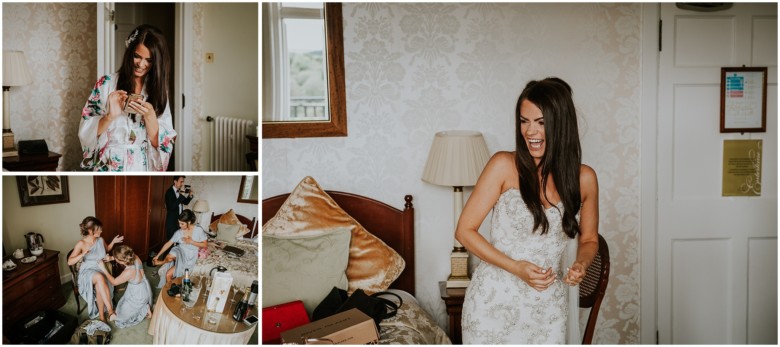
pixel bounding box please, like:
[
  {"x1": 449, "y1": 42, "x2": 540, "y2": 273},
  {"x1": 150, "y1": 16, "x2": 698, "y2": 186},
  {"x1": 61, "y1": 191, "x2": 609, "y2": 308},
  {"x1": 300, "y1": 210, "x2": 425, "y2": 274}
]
[
  {"x1": 657, "y1": 3, "x2": 777, "y2": 344},
  {"x1": 122, "y1": 176, "x2": 151, "y2": 259},
  {"x1": 148, "y1": 177, "x2": 168, "y2": 253}
]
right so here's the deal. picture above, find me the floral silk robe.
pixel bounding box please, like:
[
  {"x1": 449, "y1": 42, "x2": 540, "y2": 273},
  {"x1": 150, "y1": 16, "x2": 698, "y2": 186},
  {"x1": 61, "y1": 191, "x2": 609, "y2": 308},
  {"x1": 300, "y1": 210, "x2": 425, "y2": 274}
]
[{"x1": 79, "y1": 73, "x2": 176, "y2": 171}]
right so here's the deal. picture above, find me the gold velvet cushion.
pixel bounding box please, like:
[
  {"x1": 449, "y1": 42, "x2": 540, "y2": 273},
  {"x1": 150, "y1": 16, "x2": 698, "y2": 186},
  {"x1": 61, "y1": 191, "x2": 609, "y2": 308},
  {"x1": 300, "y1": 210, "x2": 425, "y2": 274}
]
[
  {"x1": 209, "y1": 209, "x2": 250, "y2": 237},
  {"x1": 263, "y1": 176, "x2": 406, "y2": 294}
]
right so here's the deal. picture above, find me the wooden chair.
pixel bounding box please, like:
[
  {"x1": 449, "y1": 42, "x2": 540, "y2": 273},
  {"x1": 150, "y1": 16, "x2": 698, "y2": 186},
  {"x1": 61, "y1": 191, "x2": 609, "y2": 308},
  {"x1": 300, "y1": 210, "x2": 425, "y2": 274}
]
[
  {"x1": 66, "y1": 249, "x2": 85, "y2": 315},
  {"x1": 579, "y1": 234, "x2": 611, "y2": 344}
]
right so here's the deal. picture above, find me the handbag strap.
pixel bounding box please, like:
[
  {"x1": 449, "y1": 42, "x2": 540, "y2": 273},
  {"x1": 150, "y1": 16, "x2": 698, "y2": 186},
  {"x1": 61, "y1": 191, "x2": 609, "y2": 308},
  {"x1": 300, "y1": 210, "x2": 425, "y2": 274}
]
[{"x1": 370, "y1": 292, "x2": 403, "y2": 319}]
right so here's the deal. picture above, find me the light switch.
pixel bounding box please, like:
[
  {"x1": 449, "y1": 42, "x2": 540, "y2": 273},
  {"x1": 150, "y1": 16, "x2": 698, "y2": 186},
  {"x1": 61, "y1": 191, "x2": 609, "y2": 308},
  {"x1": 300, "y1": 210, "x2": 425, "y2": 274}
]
[{"x1": 206, "y1": 53, "x2": 214, "y2": 63}]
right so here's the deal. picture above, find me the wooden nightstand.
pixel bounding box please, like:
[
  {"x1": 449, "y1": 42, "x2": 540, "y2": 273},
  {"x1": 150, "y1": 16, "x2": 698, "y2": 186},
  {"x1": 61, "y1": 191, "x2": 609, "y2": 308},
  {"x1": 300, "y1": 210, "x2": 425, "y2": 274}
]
[
  {"x1": 3, "y1": 151, "x2": 61, "y2": 171},
  {"x1": 440, "y1": 281, "x2": 466, "y2": 344}
]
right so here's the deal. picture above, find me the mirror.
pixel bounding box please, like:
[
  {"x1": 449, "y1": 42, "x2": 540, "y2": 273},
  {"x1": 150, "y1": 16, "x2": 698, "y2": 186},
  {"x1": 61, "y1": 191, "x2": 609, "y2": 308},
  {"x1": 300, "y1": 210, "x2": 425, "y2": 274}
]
[
  {"x1": 237, "y1": 176, "x2": 259, "y2": 203},
  {"x1": 262, "y1": 2, "x2": 346, "y2": 138}
]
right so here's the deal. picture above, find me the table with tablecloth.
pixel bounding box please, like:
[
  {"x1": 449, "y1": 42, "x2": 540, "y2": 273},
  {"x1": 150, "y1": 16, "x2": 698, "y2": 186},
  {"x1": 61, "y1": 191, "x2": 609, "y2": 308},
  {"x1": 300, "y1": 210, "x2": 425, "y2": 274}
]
[{"x1": 148, "y1": 278, "x2": 257, "y2": 344}]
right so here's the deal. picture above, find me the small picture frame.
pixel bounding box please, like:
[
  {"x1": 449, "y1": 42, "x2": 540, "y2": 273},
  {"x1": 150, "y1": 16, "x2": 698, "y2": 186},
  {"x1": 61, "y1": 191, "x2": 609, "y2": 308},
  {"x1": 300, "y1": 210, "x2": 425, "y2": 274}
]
[
  {"x1": 720, "y1": 67, "x2": 767, "y2": 133},
  {"x1": 16, "y1": 176, "x2": 70, "y2": 207}
]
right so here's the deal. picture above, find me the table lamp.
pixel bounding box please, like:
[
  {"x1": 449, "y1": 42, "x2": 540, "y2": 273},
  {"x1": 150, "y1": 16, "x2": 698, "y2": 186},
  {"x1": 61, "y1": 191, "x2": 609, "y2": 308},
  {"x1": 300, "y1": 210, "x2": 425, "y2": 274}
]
[
  {"x1": 422, "y1": 130, "x2": 490, "y2": 288},
  {"x1": 3, "y1": 51, "x2": 33, "y2": 158},
  {"x1": 193, "y1": 199, "x2": 210, "y2": 226}
]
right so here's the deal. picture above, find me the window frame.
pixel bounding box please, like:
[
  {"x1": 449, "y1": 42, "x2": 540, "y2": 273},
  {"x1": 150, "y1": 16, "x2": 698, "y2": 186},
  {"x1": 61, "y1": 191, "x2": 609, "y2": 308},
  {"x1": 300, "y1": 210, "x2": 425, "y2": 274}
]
[{"x1": 262, "y1": 3, "x2": 347, "y2": 139}]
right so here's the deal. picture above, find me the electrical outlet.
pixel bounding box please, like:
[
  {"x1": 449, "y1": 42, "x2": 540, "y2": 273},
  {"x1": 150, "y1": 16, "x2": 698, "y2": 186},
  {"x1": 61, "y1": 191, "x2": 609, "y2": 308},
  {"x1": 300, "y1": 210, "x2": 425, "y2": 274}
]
[{"x1": 205, "y1": 53, "x2": 214, "y2": 63}]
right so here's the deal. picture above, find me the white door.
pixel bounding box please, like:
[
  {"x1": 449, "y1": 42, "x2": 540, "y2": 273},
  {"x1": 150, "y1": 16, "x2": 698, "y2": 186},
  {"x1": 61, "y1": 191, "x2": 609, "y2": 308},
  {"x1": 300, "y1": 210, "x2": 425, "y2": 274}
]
[
  {"x1": 96, "y1": 2, "x2": 115, "y2": 77},
  {"x1": 656, "y1": 3, "x2": 777, "y2": 344}
]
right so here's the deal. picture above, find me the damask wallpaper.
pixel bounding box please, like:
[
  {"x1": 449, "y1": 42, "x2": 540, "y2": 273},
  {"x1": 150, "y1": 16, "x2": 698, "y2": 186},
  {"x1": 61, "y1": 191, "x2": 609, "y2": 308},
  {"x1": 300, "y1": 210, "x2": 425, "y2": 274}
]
[
  {"x1": 263, "y1": 3, "x2": 641, "y2": 344},
  {"x1": 2, "y1": 3, "x2": 96, "y2": 171}
]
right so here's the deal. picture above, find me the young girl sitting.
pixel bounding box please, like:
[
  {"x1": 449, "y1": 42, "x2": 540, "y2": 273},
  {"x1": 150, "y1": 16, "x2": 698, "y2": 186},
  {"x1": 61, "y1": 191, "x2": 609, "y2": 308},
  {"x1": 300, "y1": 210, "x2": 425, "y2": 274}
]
[
  {"x1": 153, "y1": 209, "x2": 208, "y2": 288},
  {"x1": 100, "y1": 245, "x2": 153, "y2": 328}
]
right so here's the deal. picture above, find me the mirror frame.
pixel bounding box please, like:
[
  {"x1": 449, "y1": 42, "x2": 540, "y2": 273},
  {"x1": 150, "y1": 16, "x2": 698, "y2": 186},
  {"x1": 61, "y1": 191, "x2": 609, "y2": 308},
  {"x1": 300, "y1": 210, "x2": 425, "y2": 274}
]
[
  {"x1": 237, "y1": 176, "x2": 259, "y2": 204},
  {"x1": 263, "y1": 3, "x2": 347, "y2": 138}
]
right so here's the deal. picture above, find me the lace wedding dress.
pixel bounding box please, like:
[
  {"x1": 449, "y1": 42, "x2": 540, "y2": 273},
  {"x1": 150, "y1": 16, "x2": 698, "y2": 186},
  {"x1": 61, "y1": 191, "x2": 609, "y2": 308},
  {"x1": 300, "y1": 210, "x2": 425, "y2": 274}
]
[{"x1": 462, "y1": 188, "x2": 577, "y2": 344}]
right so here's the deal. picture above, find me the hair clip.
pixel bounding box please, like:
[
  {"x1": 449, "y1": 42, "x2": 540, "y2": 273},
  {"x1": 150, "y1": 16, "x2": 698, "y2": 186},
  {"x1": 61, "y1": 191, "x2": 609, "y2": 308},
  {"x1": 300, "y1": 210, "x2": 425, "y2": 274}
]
[{"x1": 125, "y1": 29, "x2": 139, "y2": 48}]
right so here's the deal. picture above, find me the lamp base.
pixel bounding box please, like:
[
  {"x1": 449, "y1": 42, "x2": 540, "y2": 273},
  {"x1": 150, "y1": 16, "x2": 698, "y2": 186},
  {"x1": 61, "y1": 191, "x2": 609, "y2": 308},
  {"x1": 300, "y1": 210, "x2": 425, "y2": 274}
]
[
  {"x1": 3, "y1": 132, "x2": 17, "y2": 157},
  {"x1": 446, "y1": 249, "x2": 470, "y2": 288}
]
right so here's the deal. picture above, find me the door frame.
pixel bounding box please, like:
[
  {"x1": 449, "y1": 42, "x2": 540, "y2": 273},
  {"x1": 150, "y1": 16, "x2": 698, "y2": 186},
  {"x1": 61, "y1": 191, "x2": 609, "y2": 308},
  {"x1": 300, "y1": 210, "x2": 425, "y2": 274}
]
[
  {"x1": 640, "y1": 3, "x2": 660, "y2": 344},
  {"x1": 96, "y1": 3, "x2": 194, "y2": 171}
]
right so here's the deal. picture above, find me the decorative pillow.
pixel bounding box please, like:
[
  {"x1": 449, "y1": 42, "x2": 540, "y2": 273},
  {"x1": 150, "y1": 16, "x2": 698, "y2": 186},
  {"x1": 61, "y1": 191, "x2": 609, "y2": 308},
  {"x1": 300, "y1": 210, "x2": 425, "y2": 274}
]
[
  {"x1": 263, "y1": 176, "x2": 406, "y2": 295},
  {"x1": 262, "y1": 228, "x2": 351, "y2": 314},
  {"x1": 216, "y1": 222, "x2": 240, "y2": 244},
  {"x1": 209, "y1": 209, "x2": 252, "y2": 238}
]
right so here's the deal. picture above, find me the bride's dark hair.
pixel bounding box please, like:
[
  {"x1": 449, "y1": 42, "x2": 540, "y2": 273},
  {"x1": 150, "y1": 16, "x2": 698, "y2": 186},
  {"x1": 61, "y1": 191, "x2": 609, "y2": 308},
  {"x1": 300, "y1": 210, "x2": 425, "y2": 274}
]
[
  {"x1": 117, "y1": 24, "x2": 170, "y2": 120},
  {"x1": 514, "y1": 77, "x2": 582, "y2": 238}
]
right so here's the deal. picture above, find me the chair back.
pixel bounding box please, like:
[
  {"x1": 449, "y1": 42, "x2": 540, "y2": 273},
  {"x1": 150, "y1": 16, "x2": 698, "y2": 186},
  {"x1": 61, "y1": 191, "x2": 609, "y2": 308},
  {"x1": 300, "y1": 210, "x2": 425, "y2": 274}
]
[
  {"x1": 578, "y1": 234, "x2": 610, "y2": 344},
  {"x1": 66, "y1": 249, "x2": 81, "y2": 280}
]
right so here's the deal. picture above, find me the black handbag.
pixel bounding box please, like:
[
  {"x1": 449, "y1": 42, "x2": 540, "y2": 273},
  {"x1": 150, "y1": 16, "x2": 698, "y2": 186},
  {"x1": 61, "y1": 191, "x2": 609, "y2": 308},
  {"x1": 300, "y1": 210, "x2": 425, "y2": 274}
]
[{"x1": 312, "y1": 287, "x2": 403, "y2": 329}]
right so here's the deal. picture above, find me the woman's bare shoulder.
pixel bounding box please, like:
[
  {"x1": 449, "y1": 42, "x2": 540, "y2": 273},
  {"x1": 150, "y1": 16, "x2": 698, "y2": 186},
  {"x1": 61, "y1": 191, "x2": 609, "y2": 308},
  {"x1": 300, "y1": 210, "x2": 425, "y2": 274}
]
[
  {"x1": 579, "y1": 164, "x2": 599, "y2": 191},
  {"x1": 484, "y1": 151, "x2": 518, "y2": 191}
]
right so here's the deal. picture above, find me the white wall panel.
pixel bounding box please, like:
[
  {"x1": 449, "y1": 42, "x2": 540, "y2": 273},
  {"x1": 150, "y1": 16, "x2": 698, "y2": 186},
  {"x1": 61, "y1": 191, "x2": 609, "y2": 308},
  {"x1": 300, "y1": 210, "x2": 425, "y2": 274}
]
[
  {"x1": 752, "y1": 17, "x2": 778, "y2": 67},
  {"x1": 672, "y1": 85, "x2": 722, "y2": 199},
  {"x1": 672, "y1": 239, "x2": 731, "y2": 343},
  {"x1": 675, "y1": 16, "x2": 735, "y2": 67},
  {"x1": 747, "y1": 238, "x2": 777, "y2": 344}
]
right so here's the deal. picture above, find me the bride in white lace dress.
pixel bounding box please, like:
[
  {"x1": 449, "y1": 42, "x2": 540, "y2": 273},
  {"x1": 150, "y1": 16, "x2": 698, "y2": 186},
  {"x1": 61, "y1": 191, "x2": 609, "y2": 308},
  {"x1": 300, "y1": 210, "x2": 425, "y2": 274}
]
[{"x1": 456, "y1": 78, "x2": 600, "y2": 344}]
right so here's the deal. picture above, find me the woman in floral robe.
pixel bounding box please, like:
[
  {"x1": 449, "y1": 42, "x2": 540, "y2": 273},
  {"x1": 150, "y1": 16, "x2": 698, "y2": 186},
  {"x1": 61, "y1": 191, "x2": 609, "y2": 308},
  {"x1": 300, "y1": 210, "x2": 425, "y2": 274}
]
[{"x1": 79, "y1": 24, "x2": 176, "y2": 171}]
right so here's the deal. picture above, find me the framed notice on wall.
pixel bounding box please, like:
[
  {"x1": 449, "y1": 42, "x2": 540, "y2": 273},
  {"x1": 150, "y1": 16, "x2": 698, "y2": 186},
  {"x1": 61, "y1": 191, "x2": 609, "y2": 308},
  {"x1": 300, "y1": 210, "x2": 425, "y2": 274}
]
[
  {"x1": 722, "y1": 140, "x2": 762, "y2": 196},
  {"x1": 720, "y1": 67, "x2": 767, "y2": 133}
]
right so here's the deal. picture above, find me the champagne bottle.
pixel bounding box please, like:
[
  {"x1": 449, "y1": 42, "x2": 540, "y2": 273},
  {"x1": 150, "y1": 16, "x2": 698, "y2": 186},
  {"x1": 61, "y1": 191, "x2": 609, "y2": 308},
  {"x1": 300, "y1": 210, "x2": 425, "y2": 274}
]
[
  {"x1": 182, "y1": 268, "x2": 192, "y2": 302},
  {"x1": 248, "y1": 280, "x2": 258, "y2": 306},
  {"x1": 232, "y1": 288, "x2": 250, "y2": 321}
]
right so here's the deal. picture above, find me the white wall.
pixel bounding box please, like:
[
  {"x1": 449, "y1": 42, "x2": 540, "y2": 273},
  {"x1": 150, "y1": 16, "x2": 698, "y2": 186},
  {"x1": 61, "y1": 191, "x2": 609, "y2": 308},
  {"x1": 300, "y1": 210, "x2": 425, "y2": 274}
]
[
  {"x1": 263, "y1": 3, "x2": 642, "y2": 343},
  {"x1": 2, "y1": 176, "x2": 96, "y2": 283},
  {"x1": 199, "y1": 3, "x2": 259, "y2": 170},
  {"x1": 183, "y1": 176, "x2": 259, "y2": 231}
]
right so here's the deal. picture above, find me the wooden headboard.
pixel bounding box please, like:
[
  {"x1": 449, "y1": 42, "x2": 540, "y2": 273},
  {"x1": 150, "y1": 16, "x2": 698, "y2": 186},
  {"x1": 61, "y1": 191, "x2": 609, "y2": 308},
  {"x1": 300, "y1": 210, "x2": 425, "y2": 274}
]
[
  {"x1": 262, "y1": 191, "x2": 416, "y2": 296},
  {"x1": 209, "y1": 212, "x2": 258, "y2": 238}
]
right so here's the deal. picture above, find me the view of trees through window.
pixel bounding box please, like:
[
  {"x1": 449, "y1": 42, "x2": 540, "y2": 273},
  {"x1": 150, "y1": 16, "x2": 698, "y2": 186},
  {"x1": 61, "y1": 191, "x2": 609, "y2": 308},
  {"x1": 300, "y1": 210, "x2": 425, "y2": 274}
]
[{"x1": 289, "y1": 50, "x2": 326, "y2": 119}]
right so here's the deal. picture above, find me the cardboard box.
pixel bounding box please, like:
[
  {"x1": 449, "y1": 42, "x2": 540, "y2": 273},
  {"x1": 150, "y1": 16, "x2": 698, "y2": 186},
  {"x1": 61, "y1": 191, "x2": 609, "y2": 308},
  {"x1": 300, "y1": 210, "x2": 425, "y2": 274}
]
[{"x1": 281, "y1": 309, "x2": 379, "y2": 345}]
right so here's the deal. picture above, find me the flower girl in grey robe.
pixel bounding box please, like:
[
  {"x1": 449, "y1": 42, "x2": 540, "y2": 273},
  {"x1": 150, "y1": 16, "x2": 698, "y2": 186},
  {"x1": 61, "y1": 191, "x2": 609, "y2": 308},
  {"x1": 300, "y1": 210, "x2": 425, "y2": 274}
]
[{"x1": 101, "y1": 245, "x2": 153, "y2": 328}]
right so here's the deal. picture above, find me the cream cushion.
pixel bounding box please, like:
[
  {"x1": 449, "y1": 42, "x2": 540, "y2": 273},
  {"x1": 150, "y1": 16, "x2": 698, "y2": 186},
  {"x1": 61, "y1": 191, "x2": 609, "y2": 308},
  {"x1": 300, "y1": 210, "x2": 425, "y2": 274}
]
[
  {"x1": 263, "y1": 176, "x2": 405, "y2": 295},
  {"x1": 216, "y1": 222, "x2": 240, "y2": 244},
  {"x1": 262, "y1": 228, "x2": 351, "y2": 314}
]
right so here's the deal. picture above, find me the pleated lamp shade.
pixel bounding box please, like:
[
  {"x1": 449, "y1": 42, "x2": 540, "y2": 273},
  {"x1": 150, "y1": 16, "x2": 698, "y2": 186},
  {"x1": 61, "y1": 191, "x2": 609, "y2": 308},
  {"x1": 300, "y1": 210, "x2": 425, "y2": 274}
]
[
  {"x1": 193, "y1": 199, "x2": 210, "y2": 213},
  {"x1": 3, "y1": 51, "x2": 33, "y2": 87},
  {"x1": 422, "y1": 131, "x2": 490, "y2": 187}
]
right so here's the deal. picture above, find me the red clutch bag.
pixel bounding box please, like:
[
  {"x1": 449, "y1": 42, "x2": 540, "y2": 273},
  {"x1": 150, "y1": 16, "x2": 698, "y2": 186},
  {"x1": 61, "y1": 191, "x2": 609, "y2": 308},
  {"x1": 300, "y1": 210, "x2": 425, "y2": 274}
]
[{"x1": 262, "y1": 300, "x2": 310, "y2": 344}]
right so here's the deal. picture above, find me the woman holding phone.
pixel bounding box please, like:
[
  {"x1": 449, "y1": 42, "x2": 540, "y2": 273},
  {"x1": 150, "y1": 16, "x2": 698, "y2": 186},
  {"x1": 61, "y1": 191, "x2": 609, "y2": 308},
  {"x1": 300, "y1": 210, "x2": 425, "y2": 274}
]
[{"x1": 79, "y1": 24, "x2": 176, "y2": 171}]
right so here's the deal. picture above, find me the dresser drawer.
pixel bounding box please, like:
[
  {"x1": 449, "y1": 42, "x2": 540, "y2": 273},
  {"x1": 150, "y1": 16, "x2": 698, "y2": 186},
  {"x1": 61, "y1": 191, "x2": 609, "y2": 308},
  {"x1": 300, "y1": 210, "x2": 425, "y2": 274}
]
[
  {"x1": 3, "y1": 276, "x2": 62, "y2": 323},
  {"x1": 3, "y1": 263, "x2": 58, "y2": 303}
]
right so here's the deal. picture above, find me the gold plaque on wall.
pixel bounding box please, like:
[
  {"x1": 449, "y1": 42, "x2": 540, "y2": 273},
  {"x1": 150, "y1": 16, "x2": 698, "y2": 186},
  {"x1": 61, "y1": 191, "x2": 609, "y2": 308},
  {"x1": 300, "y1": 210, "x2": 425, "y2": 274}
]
[{"x1": 722, "y1": 140, "x2": 762, "y2": 196}]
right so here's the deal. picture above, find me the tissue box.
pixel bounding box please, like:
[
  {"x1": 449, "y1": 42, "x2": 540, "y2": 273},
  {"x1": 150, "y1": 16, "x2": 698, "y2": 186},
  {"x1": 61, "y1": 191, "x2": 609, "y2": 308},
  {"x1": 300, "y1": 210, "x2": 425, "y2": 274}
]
[
  {"x1": 281, "y1": 308, "x2": 379, "y2": 345},
  {"x1": 206, "y1": 271, "x2": 233, "y2": 313}
]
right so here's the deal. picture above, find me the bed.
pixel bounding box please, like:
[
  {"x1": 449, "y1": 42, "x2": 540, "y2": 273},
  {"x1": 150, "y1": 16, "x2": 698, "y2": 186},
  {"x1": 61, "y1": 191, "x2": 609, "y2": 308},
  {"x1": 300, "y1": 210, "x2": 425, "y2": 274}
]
[
  {"x1": 192, "y1": 211, "x2": 258, "y2": 289},
  {"x1": 263, "y1": 182, "x2": 450, "y2": 344}
]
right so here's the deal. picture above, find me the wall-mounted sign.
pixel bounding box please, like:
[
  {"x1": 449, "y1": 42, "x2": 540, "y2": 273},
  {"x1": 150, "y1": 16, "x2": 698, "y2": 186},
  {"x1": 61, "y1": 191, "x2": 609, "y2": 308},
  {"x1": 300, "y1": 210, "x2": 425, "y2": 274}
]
[
  {"x1": 720, "y1": 67, "x2": 767, "y2": 133},
  {"x1": 722, "y1": 140, "x2": 762, "y2": 196}
]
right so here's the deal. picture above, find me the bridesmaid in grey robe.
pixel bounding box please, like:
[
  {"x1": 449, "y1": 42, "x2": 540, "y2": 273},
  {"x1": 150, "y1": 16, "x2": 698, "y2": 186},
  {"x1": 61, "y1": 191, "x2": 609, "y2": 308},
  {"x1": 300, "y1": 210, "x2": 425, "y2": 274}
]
[
  {"x1": 102, "y1": 245, "x2": 153, "y2": 328},
  {"x1": 154, "y1": 209, "x2": 208, "y2": 288},
  {"x1": 68, "y1": 216, "x2": 123, "y2": 321}
]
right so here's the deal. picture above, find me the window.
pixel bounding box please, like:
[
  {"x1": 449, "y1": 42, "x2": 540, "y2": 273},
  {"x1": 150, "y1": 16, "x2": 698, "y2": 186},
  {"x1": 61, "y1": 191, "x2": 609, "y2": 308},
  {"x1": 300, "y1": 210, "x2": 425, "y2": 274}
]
[{"x1": 262, "y1": 2, "x2": 347, "y2": 138}]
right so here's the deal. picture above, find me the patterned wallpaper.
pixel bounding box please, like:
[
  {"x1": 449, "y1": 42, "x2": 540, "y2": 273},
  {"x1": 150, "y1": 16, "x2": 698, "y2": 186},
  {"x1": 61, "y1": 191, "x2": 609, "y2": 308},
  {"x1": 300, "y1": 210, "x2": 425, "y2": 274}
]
[
  {"x1": 192, "y1": 3, "x2": 207, "y2": 171},
  {"x1": 2, "y1": 3, "x2": 96, "y2": 171},
  {"x1": 263, "y1": 3, "x2": 641, "y2": 344}
]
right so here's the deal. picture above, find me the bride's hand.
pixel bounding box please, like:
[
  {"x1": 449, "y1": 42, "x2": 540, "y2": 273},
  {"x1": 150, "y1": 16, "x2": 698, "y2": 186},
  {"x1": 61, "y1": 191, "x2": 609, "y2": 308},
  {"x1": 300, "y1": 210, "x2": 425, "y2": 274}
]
[
  {"x1": 563, "y1": 262, "x2": 586, "y2": 286},
  {"x1": 513, "y1": 260, "x2": 555, "y2": 292},
  {"x1": 107, "y1": 90, "x2": 128, "y2": 119}
]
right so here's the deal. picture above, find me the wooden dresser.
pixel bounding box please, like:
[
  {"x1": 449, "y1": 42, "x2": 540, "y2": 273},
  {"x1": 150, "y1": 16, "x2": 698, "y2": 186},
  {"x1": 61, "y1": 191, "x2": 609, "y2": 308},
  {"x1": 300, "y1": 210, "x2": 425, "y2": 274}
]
[{"x1": 3, "y1": 249, "x2": 66, "y2": 325}]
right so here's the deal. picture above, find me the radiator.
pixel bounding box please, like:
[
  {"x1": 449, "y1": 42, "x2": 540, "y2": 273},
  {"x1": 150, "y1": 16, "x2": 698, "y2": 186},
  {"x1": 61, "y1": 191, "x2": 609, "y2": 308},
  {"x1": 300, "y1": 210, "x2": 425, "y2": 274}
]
[{"x1": 209, "y1": 116, "x2": 256, "y2": 171}]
